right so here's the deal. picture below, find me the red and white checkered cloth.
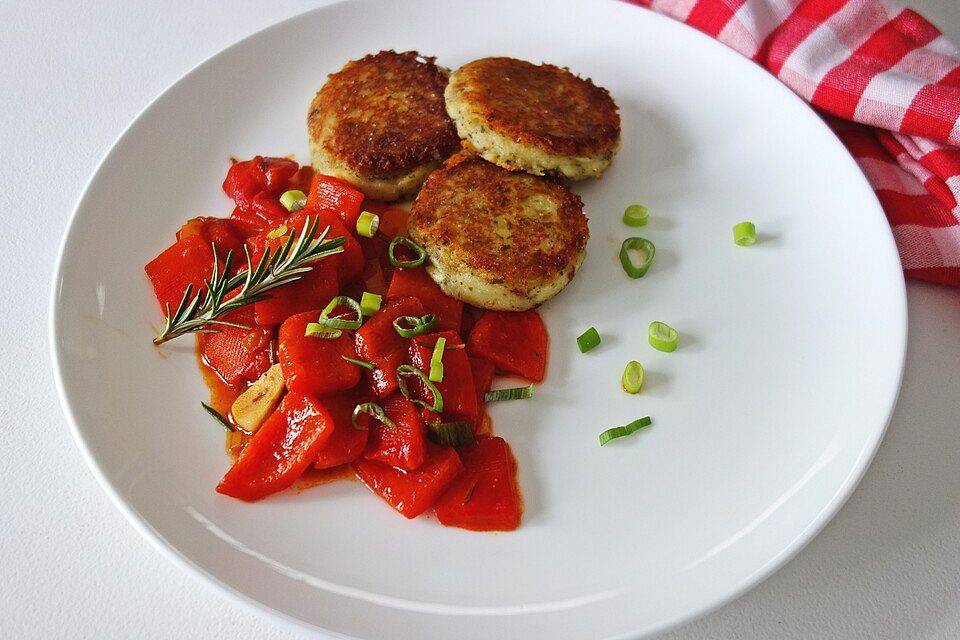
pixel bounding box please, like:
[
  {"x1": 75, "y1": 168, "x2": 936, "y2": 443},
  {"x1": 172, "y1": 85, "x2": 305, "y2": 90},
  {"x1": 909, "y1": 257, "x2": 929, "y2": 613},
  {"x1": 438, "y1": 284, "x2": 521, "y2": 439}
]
[{"x1": 628, "y1": 0, "x2": 960, "y2": 287}]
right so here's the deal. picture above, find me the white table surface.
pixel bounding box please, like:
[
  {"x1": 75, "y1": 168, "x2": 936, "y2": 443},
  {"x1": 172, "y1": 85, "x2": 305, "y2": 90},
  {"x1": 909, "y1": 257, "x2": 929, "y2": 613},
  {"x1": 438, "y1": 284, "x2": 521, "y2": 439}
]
[{"x1": 5, "y1": 1, "x2": 960, "y2": 637}]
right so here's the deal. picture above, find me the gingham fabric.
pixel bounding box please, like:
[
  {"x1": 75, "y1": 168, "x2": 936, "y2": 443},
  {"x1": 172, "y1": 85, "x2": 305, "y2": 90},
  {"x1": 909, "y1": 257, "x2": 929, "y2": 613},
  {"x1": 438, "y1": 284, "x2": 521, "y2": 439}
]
[{"x1": 629, "y1": 0, "x2": 960, "y2": 287}]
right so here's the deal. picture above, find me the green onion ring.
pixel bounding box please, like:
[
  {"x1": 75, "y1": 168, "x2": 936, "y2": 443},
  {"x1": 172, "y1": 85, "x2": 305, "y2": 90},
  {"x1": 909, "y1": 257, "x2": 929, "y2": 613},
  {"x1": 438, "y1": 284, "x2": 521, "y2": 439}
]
[
  {"x1": 577, "y1": 327, "x2": 601, "y2": 353},
  {"x1": 360, "y1": 291, "x2": 382, "y2": 317},
  {"x1": 356, "y1": 211, "x2": 380, "y2": 238},
  {"x1": 388, "y1": 236, "x2": 427, "y2": 268},
  {"x1": 599, "y1": 416, "x2": 652, "y2": 446},
  {"x1": 351, "y1": 402, "x2": 396, "y2": 431},
  {"x1": 621, "y1": 361, "x2": 644, "y2": 394},
  {"x1": 429, "y1": 337, "x2": 446, "y2": 382},
  {"x1": 619, "y1": 237, "x2": 655, "y2": 279},
  {"x1": 648, "y1": 321, "x2": 679, "y2": 353},
  {"x1": 623, "y1": 204, "x2": 649, "y2": 227},
  {"x1": 733, "y1": 221, "x2": 757, "y2": 246},
  {"x1": 484, "y1": 385, "x2": 534, "y2": 402},
  {"x1": 392, "y1": 313, "x2": 438, "y2": 338},
  {"x1": 396, "y1": 364, "x2": 443, "y2": 413},
  {"x1": 305, "y1": 322, "x2": 342, "y2": 339},
  {"x1": 279, "y1": 190, "x2": 307, "y2": 213},
  {"x1": 342, "y1": 355, "x2": 376, "y2": 371},
  {"x1": 426, "y1": 420, "x2": 474, "y2": 447},
  {"x1": 317, "y1": 295, "x2": 363, "y2": 330}
]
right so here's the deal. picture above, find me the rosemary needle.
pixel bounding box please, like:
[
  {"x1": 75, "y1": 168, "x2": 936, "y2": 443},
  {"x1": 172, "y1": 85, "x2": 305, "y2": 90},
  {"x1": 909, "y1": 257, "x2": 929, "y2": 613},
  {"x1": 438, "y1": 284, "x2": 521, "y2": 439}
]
[{"x1": 153, "y1": 216, "x2": 345, "y2": 345}]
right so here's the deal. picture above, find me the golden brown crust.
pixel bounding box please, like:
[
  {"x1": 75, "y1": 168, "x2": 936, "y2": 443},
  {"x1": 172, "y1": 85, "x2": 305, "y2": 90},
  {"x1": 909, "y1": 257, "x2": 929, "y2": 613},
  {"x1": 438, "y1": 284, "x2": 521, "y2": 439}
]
[
  {"x1": 409, "y1": 153, "x2": 589, "y2": 304},
  {"x1": 307, "y1": 50, "x2": 459, "y2": 178},
  {"x1": 446, "y1": 57, "x2": 620, "y2": 158}
]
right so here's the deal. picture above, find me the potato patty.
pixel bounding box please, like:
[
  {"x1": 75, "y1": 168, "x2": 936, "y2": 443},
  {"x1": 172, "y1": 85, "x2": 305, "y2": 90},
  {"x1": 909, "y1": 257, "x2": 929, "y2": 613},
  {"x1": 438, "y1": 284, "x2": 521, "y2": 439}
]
[
  {"x1": 409, "y1": 153, "x2": 589, "y2": 311},
  {"x1": 445, "y1": 57, "x2": 621, "y2": 180},
  {"x1": 307, "y1": 50, "x2": 460, "y2": 201}
]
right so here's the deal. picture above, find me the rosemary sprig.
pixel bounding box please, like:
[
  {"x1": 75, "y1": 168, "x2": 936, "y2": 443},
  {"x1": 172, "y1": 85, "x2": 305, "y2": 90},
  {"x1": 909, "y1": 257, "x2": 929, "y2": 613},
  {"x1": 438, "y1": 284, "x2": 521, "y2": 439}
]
[
  {"x1": 153, "y1": 216, "x2": 345, "y2": 345},
  {"x1": 201, "y1": 401, "x2": 235, "y2": 433}
]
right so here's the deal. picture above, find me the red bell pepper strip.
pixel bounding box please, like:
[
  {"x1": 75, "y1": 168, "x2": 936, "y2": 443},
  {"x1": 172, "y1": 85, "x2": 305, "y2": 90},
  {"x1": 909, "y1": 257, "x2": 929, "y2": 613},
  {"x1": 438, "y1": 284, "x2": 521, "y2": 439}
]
[
  {"x1": 176, "y1": 216, "x2": 249, "y2": 252},
  {"x1": 467, "y1": 356, "x2": 495, "y2": 430},
  {"x1": 409, "y1": 331, "x2": 479, "y2": 423},
  {"x1": 198, "y1": 304, "x2": 273, "y2": 385},
  {"x1": 362, "y1": 394, "x2": 427, "y2": 471},
  {"x1": 313, "y1": 392, "x2": 370, "y2": 469},
  {"x1": 245, "y1": 225, "x2": 340, "y2": 326},
  {"x1": 354, "y1": 296, "x2": 425, "y2": 397},
  {"x1": 283, "y1": 209, "x2": 364, "y2": 285},
  {"x1": 222, "y1": 156, "x2": 298, "y2": 211},
  {"x1": 278, "y1": 310, "x2": 361, "y2": 396},
  {"x1": 287, "y1": 165, "x2": 315, "y2": 194},
  {"x1": 386, "y1": 267, "x2": 462, "y2": 333},
  {"x1": 144, "y1": 234, "x2": 218, "y2": 314},
  {"x1": 466, "y1": 310, "x2": 548, "y2": 382},
  {"x1": 224, "y1": 156, "x2": 302, "y2": 234},
  {"x1": 305, "y1": 173, "x2": 365, "y2": 231},
  {"x1": 250, "y1": 192, "x2": 289, "y2": 225},
  {"x1": 217, "y1": 392, "x2": 335, "y2": 501},
  {"x1": 354, "y1": 443, "x2": 464, "y2": 519},
  {"x1": 434, "y1": 437, "x2": 522, "y2": 531}
]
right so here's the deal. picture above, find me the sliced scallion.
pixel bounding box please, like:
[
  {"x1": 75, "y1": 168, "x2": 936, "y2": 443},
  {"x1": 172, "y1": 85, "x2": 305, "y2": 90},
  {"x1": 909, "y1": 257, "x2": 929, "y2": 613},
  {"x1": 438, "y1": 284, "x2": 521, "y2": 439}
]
[
  {"x1": 201, "y1": 402, "x2": 235, "y2": 433},
  {"x1": 621, "y1": 361, "x2": 644, "y2": 394},
  {"x1": 342, "y1": 355, "x2": 376, "y2": 371},
  {"x1": 305, "y1": 322, "x2": 341, "y2": 339},
  {"x1": 351, "y1": 402, "x2": 395, "y2": 431},
  {"x1": 317, "y1": 295, "x2": 363, "y2": 330},
  {"x1": 396, "y1": 364, "x2": 444, "y2": 413},
  {"x1": 279, "y1": 189, "x2": 307, "y2": 213},
  {"x1": 266, "y1": 224, "x2": 288, "y2": 240},
  {"x1": 360, "y1": 291, "x2": 382, "y2": 317},
  {"x1": 429, "y1": 337, "x2": 446, "y2": 382},
  {"x1": 648, "y1": 321, "x2": 679, "y2": 352},
  {"x1": 484, "y1": 385, "x2": 534, "y2": 402},
  {"x1": 733, "y1": 221, "x2": 757, "y2": 246},
  {"x1": 619, "y1": 237, "x2": 655, "y2": 279},
  {"x1": 623, "y1": 204, "x2": 649, "y2": 227},
  {"x1": 426, "y1": 420, "x2": 474, "y2": 447},
  {"x1": 388, "y1": 236, "x2": 427, "y2": 268},
  {"x1": 577, "y1": 327, "x2": 601, "y2": 353},
  {"x1": 599, "y1": 416, "x2": 652, "y2": 446},
  {"x1": 393, "y1": 313, "x2": 437, "y2": 338},
  {"x1": 356, "y1": 211, "x2": 380, "y2": 238}
]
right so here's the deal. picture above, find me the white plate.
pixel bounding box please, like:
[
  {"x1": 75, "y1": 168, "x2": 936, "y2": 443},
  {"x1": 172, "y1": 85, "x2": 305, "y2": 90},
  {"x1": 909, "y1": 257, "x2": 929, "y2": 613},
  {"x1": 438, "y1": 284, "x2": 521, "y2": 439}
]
[{"x1": 50, "y1": 0, "x2": 907, "y2": 637}]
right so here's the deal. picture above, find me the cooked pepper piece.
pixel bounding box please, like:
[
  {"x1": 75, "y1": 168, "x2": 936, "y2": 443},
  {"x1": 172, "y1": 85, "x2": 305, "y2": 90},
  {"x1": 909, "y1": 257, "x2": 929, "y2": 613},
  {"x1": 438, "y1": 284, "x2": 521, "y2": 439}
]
[
  {"x1": 144, "y1": 234, "x2": 218, "y2": 313},
  {"x1": 245, "y1": 225, "x2": 341, "y2": 326},
  {"x1": 362, "y1": 394, "x2": 427, "y2": 471},
  {"x1": 223, "y1": 156, "x2": 299, "y2": 217},
  {"x1": 313, "y1": 392, "x2": 370, "y2": 469},
  {"x1": 354, "y1": 296, "x2": 425, "y2": 397},
  {"x1": 466, "y1": 310, "x2": 548, "y2": 382},
  {"x1": 387, "y1": 266, "x2": 463, "y2": 333},
  {"x1": 409, "y1": 331, "x2": 479, "y2": 423},
  {"x1": 217, "y1": 392, "x2": 335, "y2": 501},
  {"x1": 198, "y1": 304, "x2": 273, "y2": 385},
  {"x1": 305, "y1": 173, "x2": 365, "y2": 231},
  {"x1": 287, "y1": 165, "x2": 315, "y2": 194},
  {"x1": 283, "y1": 209, "x2": 364, "y2": 285},
  {"x1": 354, "y1": 443, "x2": 464, "y2": 518},
  {"x1": 176, "y1": 216, "x2": 248, "y2": 256},
  {"x1": 467, "y1": 356, "x2": 496, "y2": 431},
  {"x1": 278, "y1": 310, "x2": 361, "y2": 396},
  {"x1": 434, "y1": 437, "x2": 522, "y2": 531}
]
